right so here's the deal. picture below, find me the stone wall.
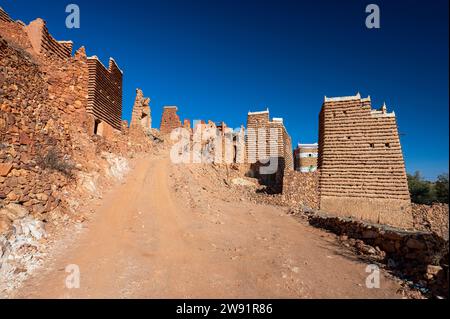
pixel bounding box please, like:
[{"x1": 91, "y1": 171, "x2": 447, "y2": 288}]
[
  {"x1": 0, "y1": 34, "x2": 73, "y2": 213},
  {"x1": 318, "y1": 94, "x2": 411, "y2": 228},
  {"x1": 0, "y1": 7, "x2": 122, "y2": 140},
  {"x1": 308, "y1": 211, "x2": 448, "y2": 297},
  {"x1": 87, "y1": 57, "x2": 123, "y2": 133},
  {"x1": 282, "y1": 170, "x2": 319, "y2": 209},
  {"x1": 160, "y1": 106, "x2": 182, "y2": 134}
]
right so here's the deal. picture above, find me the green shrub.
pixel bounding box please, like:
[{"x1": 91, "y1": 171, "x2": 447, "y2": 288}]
[{"x1": 407, "y1": 171, "x2": 449, "y2": 204}]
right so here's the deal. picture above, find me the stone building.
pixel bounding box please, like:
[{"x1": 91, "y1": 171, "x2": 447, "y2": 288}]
[
  {"x1": 246, "y1": 109, "x2": 293, "y2": 192},
  {"x1": 0, "y1": 7, "x2": 13, "y2": 22},
  {"x1": 130, "y1": 89, "x2": 151, "y2": 132},
  {"x1": 87, "y1": 56, "x2": 123, "y2": 136},
  {"x1": 160, "y1": 106, "x2": 182, "y2": 135},
  {"x1": 294, "y1": 143, "x2": 318, "y2": 172},
  {"x1": 0, "y1": 7, "x2": 123, "y2": 138},
  {"x1": 318, "y1": 93, "x2": 411, "y2": 227}
]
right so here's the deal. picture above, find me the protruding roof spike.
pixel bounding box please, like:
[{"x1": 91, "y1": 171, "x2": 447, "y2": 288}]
[
  {"x1": 356, "y1": 92, "x2": 361, "y2": 99},
  {"x1": 379, "y1": 101, "x2": 388, "y2": 114}
]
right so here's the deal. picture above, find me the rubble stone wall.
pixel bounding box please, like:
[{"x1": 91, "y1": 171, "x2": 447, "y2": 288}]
[
  {"x1": 318, "y1": 94, "x2": 411, "y2": 228},
  {"x1": 282, "y1": 170, "x2": 319, "y2": 209},
  {"x1": 308, "y1": 211, "x2": 448, "y2": 297},
  {"x1": 130, "y1": 88, "x2": 151, "y2": 132},
  {"x1": 0, "y1": 35, "x2": 72, "y2": 213}
]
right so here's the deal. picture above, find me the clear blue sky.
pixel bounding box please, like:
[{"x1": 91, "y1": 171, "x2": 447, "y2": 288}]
[{"x1": 2, "y1": 0, "x2": 448, "y2": 180}]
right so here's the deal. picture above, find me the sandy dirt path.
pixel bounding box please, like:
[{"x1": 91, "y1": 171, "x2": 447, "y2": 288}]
[{"x1": 12, "y1": 154, "x2": 403, "y2": 298}]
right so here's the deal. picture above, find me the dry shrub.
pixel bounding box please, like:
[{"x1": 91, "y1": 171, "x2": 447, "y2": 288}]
[{"x1": 37, "y1": 147, "x2": 75, "y2": 177}]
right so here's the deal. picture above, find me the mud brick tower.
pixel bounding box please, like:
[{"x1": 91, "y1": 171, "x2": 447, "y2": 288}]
[
  {"x1": 87, "y1": 56, "x2": 123, "y2": 136},
  {"x1": 294, "y1": 143, "x2": 319, "y2": 172},
  {"x1": 246, "y1": 109, "x2": 293, "y2": 192},
  {"x1": 318, "y1": 93, "x2": 411, "y2": 227},
  {"x1": 160, "y1": 106, "x2": 182, "y2": 135}
]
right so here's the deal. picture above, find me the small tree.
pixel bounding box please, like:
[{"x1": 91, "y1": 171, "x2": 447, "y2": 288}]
[
  {"x1": 407, "y1": 171, "x2": 435, "y2": 204},
  {"x1": 435, "y1": 173, "x2": 449, "y2": 204}
]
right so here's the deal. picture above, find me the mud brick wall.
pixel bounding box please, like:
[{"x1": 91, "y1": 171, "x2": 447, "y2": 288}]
[
  {"x1": 246, "y1": 112, "x2": 293, "y2": 169},
  {"x1": 318, "y1": 94, "x2": 411, "y2": 228},
  {"x1": 160, "y1": 106, "x2": 182, "y2": 134},
  {"x1": 246, "y1": 111, "x2": 270, "y2": 164},
  {"x1": 0, "y1": 6, "x2": 14, "y2": 23},
  {"x1": 294, "y1": 144, "x2": 318, "y2": 172},
  {"x1": 130, "y1": 89, "x2": 151, "y2": 131},
  {"x1": 246, "y1": 111, "x2": 294, "y2": 192},
  {"x1": 87, "y1": 57, "x2": 123, "y2": 132},
  {"x1": 282, "y1": 170, "x2": 319, "y2": 209},
  {"x1": 25, "y1": 19, "x2": 72, "y2": 60}
]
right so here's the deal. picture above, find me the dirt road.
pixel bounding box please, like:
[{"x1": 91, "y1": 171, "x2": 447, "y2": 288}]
[{"x1": 12, "y1": 154, "x2": 403, "y2": 298}]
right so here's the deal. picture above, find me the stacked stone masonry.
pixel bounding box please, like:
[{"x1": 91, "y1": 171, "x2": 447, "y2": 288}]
[
  {"x1": 0, "y1": 7, "x2": 151, "y2": 223},
  {"x1": 0, "y1": 8, "x2": 122, "y2": 139},
  {"x1": 318, "y1": 94, "x2": 411, "y2": 228}
]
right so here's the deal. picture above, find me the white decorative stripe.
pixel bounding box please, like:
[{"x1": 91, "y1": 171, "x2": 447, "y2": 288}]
[
  {"x1": 298, "y1": 143, "x2": 318, "y2": 148},
  {"x1": 300, "y1": 167, "x2": 317, "y2": 173},
  {"x1": 299, "y1": 153, "x2": 318, "y2": 158},
  {"x1": 248, "y1": 109, "x2": 269, "y2": 115},
  {"x1": 324, "y1": 93, "x2": 361, "y2": 103}
]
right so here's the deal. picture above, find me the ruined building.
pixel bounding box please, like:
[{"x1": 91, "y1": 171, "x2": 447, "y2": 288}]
[
  {"x1": 0, "y1": 7, "x2": 123, "y2": 138},
  {"x1": 294, "y1": 143, "x2": 318, "y2": 172},
  {"x1": 160, "y1": 106, "x2": 182, "y2": 134},
  {"x1": 318, "y1": 93, "x2": 411, "y2": 227},
  {"x1": 87, "y1": 56, "x2": 123, "y2": 136},
  {"x1": 130, "y1": 89, "x2": 151, "y2": 132},
  {"x1": 246, "y1": 110, "x2": 293, "y2": 192}
]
